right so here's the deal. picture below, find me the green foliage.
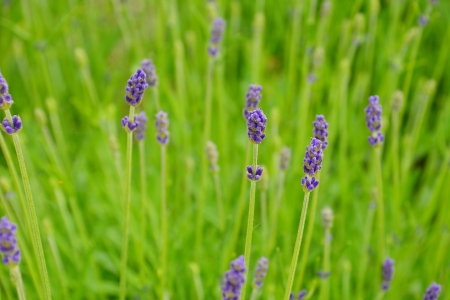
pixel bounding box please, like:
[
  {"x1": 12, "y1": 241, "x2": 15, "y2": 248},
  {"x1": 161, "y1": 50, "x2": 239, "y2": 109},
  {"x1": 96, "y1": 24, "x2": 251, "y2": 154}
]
[{"x1": 0, "y1": 0, "x2": 449, "y2": 299}]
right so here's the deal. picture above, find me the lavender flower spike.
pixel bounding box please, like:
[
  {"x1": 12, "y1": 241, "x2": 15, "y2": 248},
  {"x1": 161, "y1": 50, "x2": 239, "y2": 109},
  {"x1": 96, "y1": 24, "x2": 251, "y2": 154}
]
[
  {"x1": 253, "y1": 257, "x2": 269, "y2": 289},
  {"x1": 279, "y1": 146, "x2": 291, "y2": 171},
  {"x1": 121, "y1": 116, "x2": 139, "y2": 133},
  {"x1": 247, "y1": 108, "x2": 267, "y2": 144},
  {"x1": 221, "y1": 255, "x2": 246, "y2": 300},
  {"x1": 0, "y1": 73, "x2": 14, "y2": 110},
  {"x1": 381, "y1": 258, "x2": 394, "y2": 291},
  {"x1": 134, "y1": 112, "x2": 148, "y2": 141},
  {"x1": 418, "y1": 15, "x2": 429, "y2": 27},
  {"x1": 208, "y1": 17, "x2": 226, "y2": 57},
  {"x1": 0, "y1": 217, "x2": 21, "y2": 266},
  {"x1": 243, "y1": 84, "x2": 262, "y2": 119},
  {"x1": 301, "y1": 138, "x2": 323, "y2": 192},
  {"x1": 247, "y1": 165, "x2": 263, "y2": 181},
  {"x1": 125, "y1": 69, "x2": 149, "y2": 106},
  {"x1": 1, "y1": 116, "x2": 23, "y2": 135},
  {"x1": 206, "y1": 141, "x2": 219, "y2": 172},
  {"x1": 141, "y1": 59, "x2": 158, "y2": 87},
  {"x1": 424, "y1": 282, "x2": 441, "y2": 300},
  {"x1": 155, "y1": 110, "x2": 169, "y2": 145},
  {"x1": 365, "y1": 95, "x2": 384, "y2": 146},
  {"x1": 313, "y1": 115, "x2": 329, "y2": 150}
]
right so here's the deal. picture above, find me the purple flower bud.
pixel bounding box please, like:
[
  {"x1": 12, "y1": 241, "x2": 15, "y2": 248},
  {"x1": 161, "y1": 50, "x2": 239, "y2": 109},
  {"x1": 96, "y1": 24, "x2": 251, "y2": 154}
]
[
  {"x1": 307, "y1": 73, "x2": 317, "y2": 84},
  {"x1": 247, "y1": 108, "x2": 267, "y2": 144},
  {"x1": 221, "y1": 255, "x2": 246, "y2": 300},
  {"x1": 208, "y1": 18, "x2": 225, "y2": 57},
  {"x1": 121, "y1": 116, "x2": 139, "y2": 133},
  {"x1": 155, "y1": 110, "x2": 169, "y2": 145},
  {"x1": 253, "y1": 257, "x2": 269, "y2": 289},
  {"x1": 134, "y1": 112, "x2": 148, "y2": 141},
  {"x1": 279, "y1": 146, "x2": 291, "y2": 171},
  {"x1": 247, "y1": 165, "x2": 263, "y2": 181},
  {"x1": 418, "y1": 15, "x2": 429, "y2": 26},
  {"x1": 243, "y1": 85, "x2": 262, "y2": 119},
  {"x1": 298, "y1": 290, "x2": 307, "y2": 300},
  {"x1": 0, "y1": 73, "x2": 14, "y2": 110},
  {"x1": 381, "y1": 258, "x2": 394, "y2": 291},
  {"x1": 365, "y1": 95, "x2": 384, "y2": 147},
  {"x1": 141, "y1": 59, "x2": 158, "y2": 87},
  {"x1": 424, "y1": 282, "x2": 441, "y2": 300},
  {"x1": 1, "y1": 116, "x2": 23, "y2": 134},
  {"x1": 313, "y1": 115, "x2": 329, "y2": 150},
  {"x1": 303, "y1": 138, "x2": 323, "y2": 176},
  {"x1": 301, "y1": 176, "x2": 319, "y2": 191},
  {"x1": 318, "y1": 270, "x2": 330, "y2": 279},
  {"x1": 0, "y1": 217, "x2": 21, "y2": 266},
  {"x1": 125, "y1": 69, "x2": 149, "y2": 106}
]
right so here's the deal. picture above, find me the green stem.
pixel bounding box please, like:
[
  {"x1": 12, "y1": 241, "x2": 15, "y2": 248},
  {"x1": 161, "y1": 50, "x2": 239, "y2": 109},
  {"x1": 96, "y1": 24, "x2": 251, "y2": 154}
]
[
  {"x1": 5, "y1": 109, "x2": 52, "y2": 300},
  {"x1": 283, "y1": 191, "x2": 311, "y2": 300},
  {"x1": 297, "y1": 171, "x2": 321, "y2": 287},
  {"x1": 356, "y1": 202, "x2": 376, "y2": 298},
  {"x1": 119, "y1": 105, "x2": 135, "y2": 300},
  {"x1": 391, "y1": 109, "x2": 401, "y2": 233},
  {"x1": 139, "y1": 141, "x2": 146, "y2": 285},
  {"x1": 375, "y1": 291, "x2": 384, "y2": 300},
  {"x1": 10, "y1": 266, "x2": 27, "y2": 300},
  {"x1": 260, "y1": 184, "x2": 268, "y2": 252},
  {"x1": 241, "y1": 144, "x2": 259, "y2": 300},
  {"x1": 153, "y1": 87, "x2": 161, "y2": 112},
  {"x1": 267, "y1": 170, "x2": 285, "y2": 253},
  {"x1": 160, "y1": 145, "x2": 168, "y2": 298},
  {"x1": 374, "y1": 147, "x2": 385, "y2": 263},
  {"x1": 319, "y1": 228, "x2": 331, "y2": 300},
  {"x1": 213, "y1": 172, "x2": 225, "y2": 231}
]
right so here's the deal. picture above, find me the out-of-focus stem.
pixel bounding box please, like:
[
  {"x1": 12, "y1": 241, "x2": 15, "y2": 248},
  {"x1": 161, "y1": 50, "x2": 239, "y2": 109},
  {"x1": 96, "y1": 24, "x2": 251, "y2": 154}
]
[
  {"x1": 213, "y1": 172, "x2": 225, "y2": 231},
  {"x1": 161, "y1": 145, "x2": 168, "y2": 298},
  {"x1": 10, "y1": 266, "x2": 27, "y2": 300},
  {"x1": 375, "y1": 147, "x2": 385, "y2": 263},
  {"x1": 139, "y1": 141, "x2": 146, "y2": 285}
]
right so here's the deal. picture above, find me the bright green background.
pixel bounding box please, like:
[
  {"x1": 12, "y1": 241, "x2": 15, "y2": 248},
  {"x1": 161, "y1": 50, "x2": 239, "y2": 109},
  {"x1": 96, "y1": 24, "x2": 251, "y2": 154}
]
[{"x1": 0, "y1": 0, "x2": 449, "y2": 299}]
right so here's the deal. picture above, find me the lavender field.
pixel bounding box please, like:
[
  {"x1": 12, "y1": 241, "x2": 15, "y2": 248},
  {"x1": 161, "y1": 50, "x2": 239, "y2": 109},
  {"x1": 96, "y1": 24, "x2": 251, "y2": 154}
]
[{"x1": 0, "y1": 0, "x2": 449, "y2": 299}]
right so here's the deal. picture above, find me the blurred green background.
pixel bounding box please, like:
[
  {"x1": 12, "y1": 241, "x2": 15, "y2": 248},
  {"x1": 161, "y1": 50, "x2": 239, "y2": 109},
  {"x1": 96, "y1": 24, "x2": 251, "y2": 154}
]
[{"x1": 0, "y1": 0, "x2": 449, "y2": 299}]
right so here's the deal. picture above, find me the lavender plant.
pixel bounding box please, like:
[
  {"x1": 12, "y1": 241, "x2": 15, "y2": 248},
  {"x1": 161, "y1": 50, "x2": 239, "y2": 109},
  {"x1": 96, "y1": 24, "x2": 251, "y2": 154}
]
[
  {"x1": 250, "y1": 256, "x2": 269, "y2": 299},
  {"x1": 119, "y1": 69, "x2": 148, "y2": 300},
  {"x1": 298, "y1": 115, "x2": 329, "y2": 287},
  {"x1": 155, "y1": 110, "x2": 169, "y2": 298},
  {"x1": 284, "y1": 137, "x2": 323, "y2": 300},
  {"x1": 0, "y1": 73, "x2": 52, "y2": 300},
  {"x1": 242, "y1": 107, "x2": 267, "y2": 299},
  {"x1": 365, "y1": 95, "x2": 385, "y2": 269},
  {"x1": 0, "y1": 217, "x2": 26, "y2": 300},
  {"x1": 221, "y1": 255, "x2": 246, "y2": 300},
  {"x1": 380, "y1": 258, "x2": 394, "y2": 292},
  {"x1": 141, "y1": 59, "x2": 160, "y2": 111}
]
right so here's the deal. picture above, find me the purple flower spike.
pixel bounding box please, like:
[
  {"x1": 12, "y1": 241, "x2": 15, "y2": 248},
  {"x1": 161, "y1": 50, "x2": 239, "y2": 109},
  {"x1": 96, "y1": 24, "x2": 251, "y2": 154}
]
[
  {"x1": 134, "y1": 112, "x2": 148, "y2": 141},
  {"x1": 365, "y1": 95, "x2": 384, "y2": 147},
  {"x1": 0, "y1": 217, "x2": 21, "y2": 266},
  {"x1": 247, "y1": 108, "x2": 267, "y2": 144},
  {"x1": 243, "y1": 85, "x2": 262, "y2": 119},
  {"x1": 381, "y1": 258, "x2": 394, "y2": 291},
  {"x1": 141, "y1": 59, "x2": 158, "y2": 87},
  {"x1": 301, "y1": 176, "x2": 319, "y2": 191},
  {"x1": 424, "y1": 282, "x2": 441, "y2": 300},
  {"x1": 1, "y1": 116, "x2": 23, "y2": 134},
  {"x1": 313, "y1": 115, "x2": 329, "y2": 150},
  {"x1": 121, "y1": 116, "x2": 139, "y2": 133},
  {"x1": 298, "y1": 290, "x2": 307, "y2": 300},
  {"x1": 208, "y1": 18, "x2": 225, "y2": 57},
  {"x1": 221, "y1": 255, "x2": 246, "y2": 300},
  {"x1": 125, "y1": 69, "x2": 149, "y2": 106},
  {"x1": 155, "y1": 111, "x2": 169, "y2": 145},
  {"x1": 253, "y1": 257, "x2": 269, "y2": 289},
  {"x1": 303, "y1": 138, "x2": 323, "y2": 176},
  {"x1": 418, "y1": 15, "x2": 429, "y2": 26},
  {"x1": 247, "y1": 165, "x2": 263, "y2": 181},
  {"x1": 0, "y1": 73, "x2": 14, "y2": 110}
]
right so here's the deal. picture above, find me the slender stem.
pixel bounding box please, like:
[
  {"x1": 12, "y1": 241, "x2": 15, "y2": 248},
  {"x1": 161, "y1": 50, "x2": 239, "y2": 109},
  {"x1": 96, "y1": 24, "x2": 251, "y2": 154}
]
[
  {"x1": 250, "y1": 288, "x2": 258, "y2": 300},
  {"x1": 4, "y1": 109, "x2": 52, "y2": 300},
  {"x1": 10, "y1": 266, "x2": 27, "y2": 300},
  {"x1": 356, "y1": 201, "x2": 376, "y2": 298},
  {"x1": 391, "y1": 110, "x2": 401, "y2": 233},
  {"x1": 119, "y1": 105, "x2": 135, "y2": 300},
  {"x1": 139, "y1": 141, "x2": 146, "y2": 285},
  {"x1": 283, "y1": 191, "x2": 311, "y2": 300},
  {"x1": 297, "y1": 171, "x2": 322, "y2": 287},
  {"x1": 267, "y1": 170, "x2": 285, "y2": 253},
  {"x1": 375, "y1": 291, "x2": 385, "y2": 300},
  {"x1": 160, "y1": 145, "x2": 168, "y2": 298},
  {"x1": 241, "y1": 144, "x2": 259, "y2": 300},
  {"x1": 203, "y1": 57, "x2": 214, "y2": 143},
  {"x1": 319, "y1": 228, "x2": 331, "y2": 300},
  {"x1": 260, "y1": 184, "x2": 268, "y2": 251},
  {"x1": 374, "y1": 147, "x2": 385, "y2": 263},
  {"x1": 213, "y1": 172, "x2": 225, "y2": 231}
]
